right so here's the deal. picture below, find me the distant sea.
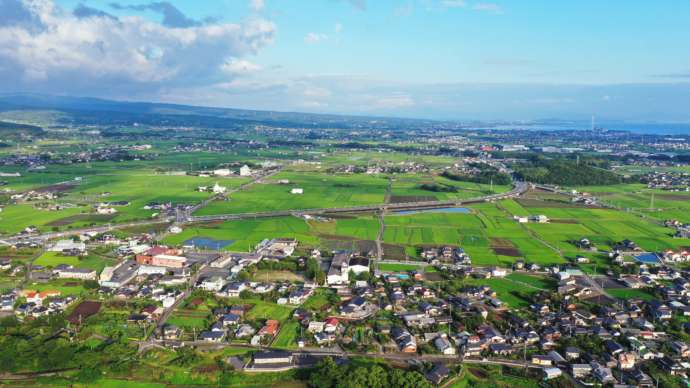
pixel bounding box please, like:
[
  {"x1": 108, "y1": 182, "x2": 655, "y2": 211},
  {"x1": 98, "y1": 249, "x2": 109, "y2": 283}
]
[{"x1": 490, "y1": 122, "x2": 690, "y2": 135}]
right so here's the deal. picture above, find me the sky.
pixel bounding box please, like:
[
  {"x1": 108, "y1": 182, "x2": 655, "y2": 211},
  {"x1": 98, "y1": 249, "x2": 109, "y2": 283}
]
[{"x1": 2, "y1": 0, "x2": 690, "y2": 122}]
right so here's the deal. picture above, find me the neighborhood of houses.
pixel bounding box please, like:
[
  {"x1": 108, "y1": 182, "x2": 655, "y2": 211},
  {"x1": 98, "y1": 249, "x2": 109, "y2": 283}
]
[{"x1": 3, "y1": 226, "x2": 690, "y2": 386}]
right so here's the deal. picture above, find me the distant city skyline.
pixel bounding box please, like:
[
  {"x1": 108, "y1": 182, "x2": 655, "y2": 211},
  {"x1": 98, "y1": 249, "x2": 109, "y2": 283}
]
[{"x1": 1, "y1": 0, "x2": 690, "y2": 123}]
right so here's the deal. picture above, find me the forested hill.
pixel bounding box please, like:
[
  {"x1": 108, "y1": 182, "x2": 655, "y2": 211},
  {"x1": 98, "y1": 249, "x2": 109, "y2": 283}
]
[
  {"x1": 0, "y1": 120, "x2": 43, "y2": 138},
  {"x1": 514, "y1": 158, "x2": 624, "y2": 186}
]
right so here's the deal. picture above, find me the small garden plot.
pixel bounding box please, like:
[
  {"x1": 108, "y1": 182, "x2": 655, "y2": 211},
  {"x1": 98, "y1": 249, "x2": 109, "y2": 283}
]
[
  {"x1": 272, "y1": 320, "x2": 300, "y2": 349},
  {"x1": 31, "y1": 278, "x2": 89, "y2": 296},
  {"x1": 490, "y1": 238, "x2": 521, "y2": 257}
]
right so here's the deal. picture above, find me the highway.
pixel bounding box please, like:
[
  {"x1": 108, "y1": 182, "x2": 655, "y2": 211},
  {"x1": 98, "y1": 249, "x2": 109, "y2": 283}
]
[{"x1": 1, "y1": 181, "x2": 528, "y2": 244}]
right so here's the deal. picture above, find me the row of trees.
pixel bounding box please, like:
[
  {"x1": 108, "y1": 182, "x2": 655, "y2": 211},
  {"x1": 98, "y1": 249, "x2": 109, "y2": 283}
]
[
  {"x1": 309, "y1": 357, "x2": 433, "y2": 388},
  {"x1": 441, "y1": 167, "x2": 512, "y2": 186}
]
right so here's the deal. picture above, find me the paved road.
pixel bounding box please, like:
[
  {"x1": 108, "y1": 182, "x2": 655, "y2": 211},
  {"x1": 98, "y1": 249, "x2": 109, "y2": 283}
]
[{"x1": 1, "y1": 181, "x2": 528, "y2": 244}]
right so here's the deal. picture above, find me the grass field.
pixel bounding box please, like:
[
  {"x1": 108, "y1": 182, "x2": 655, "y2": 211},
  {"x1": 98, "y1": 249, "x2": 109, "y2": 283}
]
[
  {"x1": 462, "y1": 276, "x2": 550, "y2": 308},
  {"x1": 241, "y1": 299, "x2": 294, "y2": 322},
  {"x1": 389, "y1": 173, "x2": 510, "y2": 202},
  {"x1": 163, "y1": 216, "x2": 319, "y2": 252},
  {"x1": 28, "y1": 278, "x2": 88, "y2": 296},
  {"x1": 32, "y1": 251, "x2": 114, "y2": 272},
  {"x1": 0, "y1": 169, "x2": 248, "y2": 234},
  {"x1": 272, "y1": 320, "x2": 300, "y2": 349},
  {"x1": 378, "y1": 263, "x2": 423, "y2": 272},
  {"x1": 309, "y1": 216, "x2": 380, "y2": 241},
  {"x1": 576, "y1": 184, "x2": 690, "y2": 222},
  {"x1": 607, "y1": 288, "x2": 655, "y2": 301},
  {"x1": 195, "y1": 171, "x2": 389, "y2": 215},
  {"x1": 382, "y1": 203, "x2": 566, "y2": 267},
  {"x1": 0, "y1": 203, "x2": 86, "y2": 235}
]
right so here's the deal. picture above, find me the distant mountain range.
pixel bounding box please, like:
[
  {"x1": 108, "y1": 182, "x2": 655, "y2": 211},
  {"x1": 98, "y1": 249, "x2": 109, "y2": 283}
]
[
  {"x1": 0, "y1": 93, "x2": 688, "y2": 135},
  {"x1": 0, "y1": 93, "x2": 439, "y2": 130}
]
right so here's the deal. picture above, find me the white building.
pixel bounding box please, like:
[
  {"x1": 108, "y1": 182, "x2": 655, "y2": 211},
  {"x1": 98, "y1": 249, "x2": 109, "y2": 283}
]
[
  {"x1": 200, "y1": 276, "x2": 227, "y2": 292},
  {"x1": 212, "y1": 182, "x2": 227, "y2": 194},
  {"x1": 239, "y1": 165, "x2": 252, "y2": 177},
  {"x1": 327, "y1": 252, "x2": 353, "y2": 285},
  {"x1": 96, "y1": 207, "x2": 117, "y2": 215},
  {"x1": 290, "y1": 188, "x2": 304, "y2": 195},
  {"x1": 49, "y1": 240, "x2": 86, "y2": 253},
  {"x1": 214, "y1": 169, "x2": 232, "y2": 177},
  {"x1": 57, "y1": 267, "x2": 97, "y2": 280}
]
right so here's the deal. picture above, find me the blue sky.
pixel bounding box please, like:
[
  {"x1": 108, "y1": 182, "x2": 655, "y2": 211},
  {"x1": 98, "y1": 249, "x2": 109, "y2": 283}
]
[{"x1": 2, "y1": 0, "x2": 690, "y2": 122}]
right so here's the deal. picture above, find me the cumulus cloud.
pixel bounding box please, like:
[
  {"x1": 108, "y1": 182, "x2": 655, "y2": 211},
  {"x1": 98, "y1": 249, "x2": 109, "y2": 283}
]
[
  {"x1": 304, "y1": 32, "x2": 328, "y2": 44},
  {"x1": 73, "y1": 4, "x2": 117, "y2": 20},
  {"x1": 221, "y1": 58, "x2": 262, "y2": 74},
  {"x1": 249, "y1": 0, "x2": 264, "y2": 11},
  {"x1": 0, "y1": 0, "x2": 275, "y2": 96},
  {"x1": 109, "y1": 1, "x2": 201, "y2": 28}
]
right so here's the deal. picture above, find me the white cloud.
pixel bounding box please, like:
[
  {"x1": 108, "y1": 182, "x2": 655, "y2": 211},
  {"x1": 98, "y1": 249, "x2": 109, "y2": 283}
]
[
  {"x1": 441, "y1": 0, "x2": 467, "y2": 8},
  {"x1": 221, "y1": 58, "x2": 262, "y2": 74},
  {"x1": 473, "y1": 3, "x2": 503, "y2": 13},
  {"x1": 334, "y1": 22, "x2": 343, "y2": 34},
  {"x1": 372, "y1": 94, "x2": 415, "y2": 109},
  {"x1": 0, "y1": 0, "x2": 275, "y2": 95},
  {"x1": 303, "y1": 86, "x2": 332, "y2": 98},
  {"x1": 249, "y1": 0, "x2": 265, "y2": 11},
  {"x1": 304, "y1": 32, "x2": 328, "y2": 44}
]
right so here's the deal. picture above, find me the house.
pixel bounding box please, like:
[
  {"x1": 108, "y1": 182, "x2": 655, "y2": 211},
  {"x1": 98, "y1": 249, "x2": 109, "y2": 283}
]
[
  {"x1": 199, "y1": 276, "x2": 227, "y2": 292},
  {"x1": 327, "y1": 252, "x2": 352, "y2": 285},
  {"x1": 324, "y1": 317, "x2": 339, "y2": 333},
  {"x1": 434, "y1": 336, "x2": 456, "y2": 355},
  {"x1": 618, "y1": 352, "x2": 637, "y2": 370},
  {"x1": 425, "y1": 363, "x2": 449, "y2": 385},
  {"x1": 592, "y1": 362, "x2": 614, "y2": 383},
  {"x1": 258, "y1": 320, "x2": 280, "y2": 337},
  {"x1": 235, "y1": 324, "x2": 256, "y2": 338},
  {"x1": 489, "y1": 343, "x2": 514, "y2": 356},
  {"x1": 290, "y1": 188, "x2": 303, "y2": 194},
  {"x1": 162, "y1": 324, "x2": 180, "y2": 340},
  {"x1": 671, "y1": 341, "x2": 690, "y2": 358},
  {"x1": 200, "y1": 330, "x2": 226, "y2": 342},
  {"x1": 221, "y1": 313, "x2": 241, "y2": 327},
  {"x1": 543, "y1": 368, "x2": 562, "y2": 380},
  {"x1": 531, "y1": 355, "x2": 552, "y2": 366},
  {"x1": 391, "y1": 327, "x2": 417, "y2": 353},
  {"x1": 288, "y1": 288, "x2": 313, "y2": 305},
  {"x1": 308, "y1": 321, "x2": 325, "y2": 333},
  {"x1": 314, "y1": 332, "x2": 336, "y2": 345},
  {"x1": 604, "y1": 339, "x2": 624, "y2": 355},
  {"x1": 570, "y1": 364, "x2": 591, "y2": 378},
  {"x1": 649, "y1": 300, "x2": 672, "y2": 320},
  {"x1": 529, "y1": 215, "x2": 549, "y2": 223},
  {"x1": 565, "y1": 347, "x2": 581, "y2": 360}
]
